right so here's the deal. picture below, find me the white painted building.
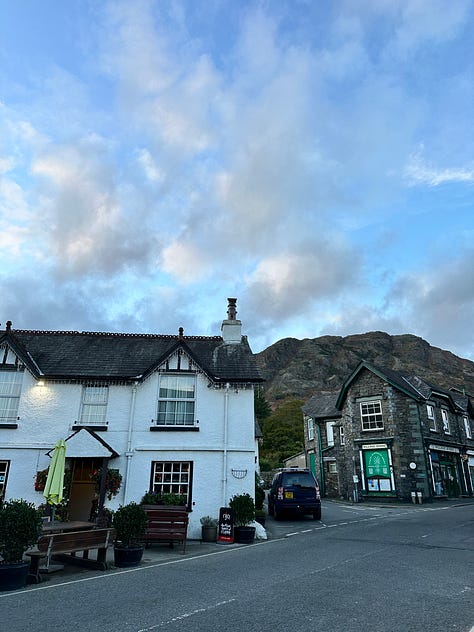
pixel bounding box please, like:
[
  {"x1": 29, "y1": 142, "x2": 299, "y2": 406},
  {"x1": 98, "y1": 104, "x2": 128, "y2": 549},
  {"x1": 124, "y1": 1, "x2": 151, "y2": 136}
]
[{"x1": 0, "y1": 299, "x2": 263, "y2": 539}]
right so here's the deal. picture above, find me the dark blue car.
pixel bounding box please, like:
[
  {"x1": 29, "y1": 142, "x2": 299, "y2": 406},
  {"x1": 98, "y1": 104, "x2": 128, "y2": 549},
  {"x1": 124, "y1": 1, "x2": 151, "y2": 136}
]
[{"x1": 268, "y1": 468, "x2": 321, "y2": 520}]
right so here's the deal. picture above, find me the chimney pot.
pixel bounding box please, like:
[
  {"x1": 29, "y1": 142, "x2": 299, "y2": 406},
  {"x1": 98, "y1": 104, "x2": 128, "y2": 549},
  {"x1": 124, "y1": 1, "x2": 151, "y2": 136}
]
[{"x1": 227, "y1": 298, "x2": 237, "y2": 320}]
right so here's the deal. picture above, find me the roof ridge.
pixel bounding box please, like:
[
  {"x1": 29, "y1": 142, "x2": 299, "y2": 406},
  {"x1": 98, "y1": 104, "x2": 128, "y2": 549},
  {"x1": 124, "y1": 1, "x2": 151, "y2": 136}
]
[{"x1": 12, "y1": 329, "x2": 222, "y2": 341}]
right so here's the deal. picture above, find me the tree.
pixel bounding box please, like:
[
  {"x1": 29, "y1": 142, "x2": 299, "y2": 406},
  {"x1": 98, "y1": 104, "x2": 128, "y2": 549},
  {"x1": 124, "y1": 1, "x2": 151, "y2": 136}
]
[
  {"x1": 260, "y1": 399, "x2": 304, "y2": 468},
  {"x1": 254, "y1": 386, "x2": 271, "y2": 429}
]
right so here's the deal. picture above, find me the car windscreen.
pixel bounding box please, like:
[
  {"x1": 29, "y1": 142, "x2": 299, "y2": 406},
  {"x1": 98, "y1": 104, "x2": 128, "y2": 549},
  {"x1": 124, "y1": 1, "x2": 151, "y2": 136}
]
[{"x1": 281, "y1": 472, "x2": 315, "y2": 488}]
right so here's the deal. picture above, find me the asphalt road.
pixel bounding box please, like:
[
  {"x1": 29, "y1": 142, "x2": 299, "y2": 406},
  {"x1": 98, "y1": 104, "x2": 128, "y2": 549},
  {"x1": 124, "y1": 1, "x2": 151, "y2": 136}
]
[{"x1": 1, "y1": 500, "x2": 473, "y2": 632}]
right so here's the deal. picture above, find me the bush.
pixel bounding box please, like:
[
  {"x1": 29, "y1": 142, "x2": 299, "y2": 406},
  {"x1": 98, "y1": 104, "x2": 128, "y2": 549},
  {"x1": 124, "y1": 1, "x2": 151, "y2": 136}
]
[
  {"x1": 0, "y1": 499, "x2": 43, "y2": 563},
  {"x1": 112, "y1": 502, "x2": 147, "y2": 547},
  {"x1": 229, "y1": 493, "x2": 255, "y2": 526},
  {"x1": 200, "y1": 515, "x2": 218, "y2": 526}
]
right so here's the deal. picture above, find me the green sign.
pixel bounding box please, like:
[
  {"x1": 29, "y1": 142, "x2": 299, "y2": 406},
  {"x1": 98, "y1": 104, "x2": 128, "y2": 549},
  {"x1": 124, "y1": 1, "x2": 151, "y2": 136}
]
[{"x1": 364, "y1": 449, "x2": 390, "y2": 477}]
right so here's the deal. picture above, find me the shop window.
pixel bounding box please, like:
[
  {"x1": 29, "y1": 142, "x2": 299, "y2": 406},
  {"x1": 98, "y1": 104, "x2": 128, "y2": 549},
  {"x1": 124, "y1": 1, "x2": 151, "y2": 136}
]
[
  {"x1": 151, "y1": 461, "x2": 192, "y2": 507},
  {"x1": 307, "y1": 418, "x2": 314, "y2": 441},
  {"x1": 156, "y1": 374, "x2": 196, "y2": 426},
  {"x1": 360, "y1": 401, "x2": 383, "y2": 431},
  {"x1": 441, "y1": 409, "x2": 450, "y2": 434},
  {"x1": 0, "y1": 370, "x2": 23, "y2": 424}
]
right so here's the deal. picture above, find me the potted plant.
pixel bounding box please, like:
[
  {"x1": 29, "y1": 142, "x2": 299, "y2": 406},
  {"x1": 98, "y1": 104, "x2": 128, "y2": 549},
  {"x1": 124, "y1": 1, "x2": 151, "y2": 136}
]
[
  {"x1": 229, "y1": 493, "x2": 256, "y2": 544},
  {"x1": 200, "y1": 516, "x2": 218, "y2": 542},
  {"x1": 161, "y1": 492, "x2": 187, "y2": 507},
  {"x1": 112, "y1": 502, "x2": 148, "y2": 568},
  {"x1": 0, "y1": 499, "x2": 43, "y2": 591},
  {"x1": 140, "y1": 491, "x2": 162, "y2": 507}
]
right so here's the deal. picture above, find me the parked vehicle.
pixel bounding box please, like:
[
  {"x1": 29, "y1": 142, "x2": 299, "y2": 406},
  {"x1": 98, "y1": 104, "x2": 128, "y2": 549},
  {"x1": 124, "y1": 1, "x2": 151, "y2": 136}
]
[{"x1": 268, "y1": 468, "x2": 321, "y2": 520}]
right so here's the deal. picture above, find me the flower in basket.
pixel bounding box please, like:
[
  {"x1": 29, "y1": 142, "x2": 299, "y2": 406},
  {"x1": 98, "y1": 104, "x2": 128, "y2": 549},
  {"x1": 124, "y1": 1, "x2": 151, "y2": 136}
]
[
  {"x1": 34, "y1": 468, "x2": 49, "y2": 492},
  {"x1": 90, "y1": 468, "x2": 122, "y2": 500}
]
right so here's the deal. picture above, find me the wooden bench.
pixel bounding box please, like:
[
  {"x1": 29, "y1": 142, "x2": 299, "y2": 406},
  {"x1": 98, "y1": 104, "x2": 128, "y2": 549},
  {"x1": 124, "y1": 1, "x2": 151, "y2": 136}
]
[
  {"x1": 144, "y1": 508, "x2": 189, "y2": 554},
  {"x1": 26, "y1": 528, "x2": 115, "y2": 583}
]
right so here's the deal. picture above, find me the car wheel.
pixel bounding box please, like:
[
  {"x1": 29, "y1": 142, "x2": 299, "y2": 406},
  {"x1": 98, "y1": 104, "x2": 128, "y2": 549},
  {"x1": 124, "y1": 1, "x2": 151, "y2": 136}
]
[{"x1": 313, "y1": 507, "x2": 321, "y2": 520}]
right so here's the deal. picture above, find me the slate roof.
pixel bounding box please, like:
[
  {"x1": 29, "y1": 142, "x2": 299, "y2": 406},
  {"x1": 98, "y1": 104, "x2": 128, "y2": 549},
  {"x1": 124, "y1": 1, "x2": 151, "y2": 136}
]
[
  {"x1": 302, "y1": 393, "x2": 341, "y2": 419},
  {"x1": 1, "y1": 328, "x2": 263, "y2": 384}
]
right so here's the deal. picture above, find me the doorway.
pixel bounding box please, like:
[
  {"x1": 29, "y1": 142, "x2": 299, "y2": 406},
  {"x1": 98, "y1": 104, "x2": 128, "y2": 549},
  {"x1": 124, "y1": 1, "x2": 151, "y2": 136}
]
[{"x1": 68, "y1": 458, "x2": 102, "y2": 521}]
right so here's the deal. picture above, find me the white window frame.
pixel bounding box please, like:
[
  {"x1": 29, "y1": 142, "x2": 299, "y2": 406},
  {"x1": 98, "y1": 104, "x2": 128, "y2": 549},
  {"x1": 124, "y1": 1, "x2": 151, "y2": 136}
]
[
  {"x1": 80, "y1": 385, "x2": 109, "y2": 426},
  {"x1": 156, "y1": 374, "x2": 196, "y2": 426},
  {"x1": 0, "y1": 371, "x2": 23, "y2": 423},
  {"x1": 339, "y1": 426, "x2": 345, "y2": 445},
  {"x1": 151, "y1": 461, "x2": 192, "y2": 506},
  {"x1": 441, "y1": 409, "x2": 450, "y2": 434},
  {"x1": 307, "y1": 418, "x2": 314, "y2": 441},
  {"x1": 326, "y1": 421, "x2": 335, "y2": 447},
  {"x1": 463, "y1": 416, "x2": 472, "y2": 439},
  {"x1": 426, "y1": 404, "x2": 436, "y2": 431},
  {"x1": 328, "y1": 461, "x2": 337, "y2": 474},
  {"x1": 0, "y1": 460, "x2": 10, "y2": 501},
  {"x1": 360, "y1": 400, "x2": 384, "y2": 431}
]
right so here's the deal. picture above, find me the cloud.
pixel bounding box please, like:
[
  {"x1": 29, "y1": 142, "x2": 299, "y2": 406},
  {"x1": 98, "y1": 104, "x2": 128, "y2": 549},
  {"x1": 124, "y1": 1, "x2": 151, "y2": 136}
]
[{"x1": 405, "y1": 147, "x2": 474, "y2": 186}]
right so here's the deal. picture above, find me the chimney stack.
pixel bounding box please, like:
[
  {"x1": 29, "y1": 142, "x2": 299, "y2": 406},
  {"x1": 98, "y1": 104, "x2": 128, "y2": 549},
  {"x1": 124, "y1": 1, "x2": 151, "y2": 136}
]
[{"x1": 221, "y1": 298, "x2": 242, "y2": 344}]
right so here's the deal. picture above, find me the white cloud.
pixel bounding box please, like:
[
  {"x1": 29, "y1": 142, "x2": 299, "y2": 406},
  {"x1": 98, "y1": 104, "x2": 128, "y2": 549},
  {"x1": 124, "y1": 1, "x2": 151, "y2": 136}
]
[{"x1": 405, "y1": 148, "x2": 474, "y2": 186}]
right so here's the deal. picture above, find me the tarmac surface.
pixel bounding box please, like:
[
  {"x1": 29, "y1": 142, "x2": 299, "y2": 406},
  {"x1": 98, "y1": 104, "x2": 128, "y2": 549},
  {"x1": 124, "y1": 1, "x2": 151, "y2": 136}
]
[{"x1": 25, "y1": 496, "x2": 474, "y2": 588}]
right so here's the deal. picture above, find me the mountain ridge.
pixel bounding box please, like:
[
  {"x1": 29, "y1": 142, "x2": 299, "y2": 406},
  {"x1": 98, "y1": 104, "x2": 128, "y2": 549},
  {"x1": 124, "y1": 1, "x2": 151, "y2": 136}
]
[{"x1": 255, "y1": 331, "x2": 474, "y2": 405}]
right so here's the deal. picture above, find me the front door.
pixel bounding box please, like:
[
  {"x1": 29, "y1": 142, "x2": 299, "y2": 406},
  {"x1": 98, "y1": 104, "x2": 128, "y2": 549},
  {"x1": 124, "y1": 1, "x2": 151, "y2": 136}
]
[{"x1": 68, "y1": 458, "x2": 102, "y2": 521}]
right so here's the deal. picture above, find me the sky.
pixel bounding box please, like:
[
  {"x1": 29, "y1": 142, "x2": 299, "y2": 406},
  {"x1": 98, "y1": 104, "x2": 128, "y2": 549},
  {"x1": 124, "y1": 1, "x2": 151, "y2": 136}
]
[{"x1": 0, "y1": 0, "x2": 473, "y2": 359}]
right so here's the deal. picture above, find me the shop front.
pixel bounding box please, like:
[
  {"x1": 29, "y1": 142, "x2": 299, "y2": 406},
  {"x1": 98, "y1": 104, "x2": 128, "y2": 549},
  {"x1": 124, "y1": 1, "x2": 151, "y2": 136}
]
[
  {"x1": 428, "y1": 444, "x2": 463, "y2": 498},
  {"x1": 359, "y1": 443, "x2": 396, "y2": 497}
]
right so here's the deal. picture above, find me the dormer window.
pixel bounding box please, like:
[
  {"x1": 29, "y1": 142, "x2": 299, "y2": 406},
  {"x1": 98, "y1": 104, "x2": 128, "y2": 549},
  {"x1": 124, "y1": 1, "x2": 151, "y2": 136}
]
[
  {"x1": 156, "y1": 374, "x2": 196, "y2": 426},
  {"x1": 441, "y1": 409, "x2": 450, "y2": 434},
  {"x1": 0, "y1": 370, "x2": 23, "y2": 424}
]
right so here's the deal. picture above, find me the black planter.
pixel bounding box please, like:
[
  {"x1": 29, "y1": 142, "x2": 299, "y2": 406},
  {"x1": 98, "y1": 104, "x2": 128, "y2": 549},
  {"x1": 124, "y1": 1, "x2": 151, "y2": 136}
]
[
  {"x1": 201, "y1": 525, "x2": 217, "y2": 542},
  {"x1": 113, "y1": 545, "x2": 145, "y2": 568},
  {"x1": 0, "y1": 561, "x2": 30, "y2": 591},
  {"x1": 233, "y1": 526, "x2": 256, "y2": 544}
]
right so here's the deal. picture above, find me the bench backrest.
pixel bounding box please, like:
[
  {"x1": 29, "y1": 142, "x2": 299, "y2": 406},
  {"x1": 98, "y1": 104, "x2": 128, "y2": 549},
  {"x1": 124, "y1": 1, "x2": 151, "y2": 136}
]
[
  {"x1": 37, "y1": 528, "x2": 115, "y2": 554},
  {"x1": 145, "y1": 509, "x2": 188, "y2": 531}
]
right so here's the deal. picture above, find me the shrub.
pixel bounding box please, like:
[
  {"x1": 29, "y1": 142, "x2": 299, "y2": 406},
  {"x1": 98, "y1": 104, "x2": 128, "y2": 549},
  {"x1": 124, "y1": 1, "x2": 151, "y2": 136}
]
[
  {"x1": 229, "y1": 493, "x2": 255, "y2": 526},
  {"x1": 112, "y1": 502, "x2": 147, "y2": 548},
  {"x1": 0, "y1": 499, "x2": 43, "y2": 563}
]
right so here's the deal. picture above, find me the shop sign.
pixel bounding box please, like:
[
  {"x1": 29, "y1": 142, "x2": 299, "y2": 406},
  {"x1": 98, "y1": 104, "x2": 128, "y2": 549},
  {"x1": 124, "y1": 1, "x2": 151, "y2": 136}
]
[
  {"x1": 217, "y1": 507, "x2": 234, "y2": 543},
  {"x1": 362, "y1": 443, "x2": 387, "y2": 450},
  {"x1": 429, "y1": 444, "x2": 459, "y2": 454}
]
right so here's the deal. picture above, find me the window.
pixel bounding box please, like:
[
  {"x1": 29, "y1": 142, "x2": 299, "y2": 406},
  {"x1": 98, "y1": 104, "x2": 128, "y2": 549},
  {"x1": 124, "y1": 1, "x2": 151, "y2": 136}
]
[
  {"x1": 328, "y1": 461, "x2": 337, "y2": 474},
  {"x1": 151, "y1": 461, "x2": 192, "y2": 506},
  {"x1": 0, "y1": 460, "x2": 10, "y2": 501},
  {"x1": 339, "y1": 426, "x2": 345, "y2": 445},
  {"x1": 463, "y1": 416, "x2": 472, "y2": 439},
  {"x1": 441, "y1": 409, "x2": 450, "y2": 434},
  {"x1": 0, "y1": 371, "x2": 23, "y2": 423},
  {"x1": 360, "y1": 401, "x2": 383, "y2": 431},
  {"x1": 427, "y1": 404, "x2": 436, "y2": 431},
  {"x1": 80, "y1": 385, "x2": 108, "y2": 426},
  {"x1": 157, "y1": 374, "x2": 195, "y2": 426},
  {"x1": 326, "y1": 421, "x2": 335, "y2": 447},
  {"x1": 307, "y1": 418, "x2": 314, "y2": 441}
]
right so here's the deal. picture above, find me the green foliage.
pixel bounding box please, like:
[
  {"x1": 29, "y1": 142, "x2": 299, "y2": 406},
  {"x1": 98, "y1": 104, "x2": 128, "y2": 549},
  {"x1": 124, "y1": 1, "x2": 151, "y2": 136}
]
[
  {"x1": 161, "y1": 493, "x2": 187, "y2": 505},
  {"x1": 112, "y1": 502, "x2": 148, "y2": 547},
  {"x1": 260, "y1": 399, "x2": 304, "y2": 468},
  {"x1": 200, "y1": 515, "x2": 218, "y2": 526},
  {"x1": 229, "y1": 493, "x2": 255, "y2": 526},
  {"x1": 0, "y1": 499, "x2": 43, "y2": 563},
  {"x1": 254, "y1": 387, "x2": 271, "y2": 428},
  {"x1": 255, "y1": 473, "x2": 265, "y2": 510}
]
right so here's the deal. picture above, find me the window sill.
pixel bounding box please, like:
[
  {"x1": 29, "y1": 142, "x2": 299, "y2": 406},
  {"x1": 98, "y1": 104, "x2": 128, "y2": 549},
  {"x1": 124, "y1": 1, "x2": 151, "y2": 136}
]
[
  {"x1": 72, "y1": 424, "x2": 108, "y2": 431},
  {"x1": 0, "y1": 423, "x2": 18, "y2": 429},
  {"x1": 149, "y1": 426, "x2": 199, "y2": 432}
]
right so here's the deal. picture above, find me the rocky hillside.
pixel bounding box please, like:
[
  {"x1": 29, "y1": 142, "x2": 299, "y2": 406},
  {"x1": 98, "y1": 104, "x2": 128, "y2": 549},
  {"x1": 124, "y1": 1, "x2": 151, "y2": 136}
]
[{"x1": 255, "y1": 331, "x2": 474, "y2": 405}]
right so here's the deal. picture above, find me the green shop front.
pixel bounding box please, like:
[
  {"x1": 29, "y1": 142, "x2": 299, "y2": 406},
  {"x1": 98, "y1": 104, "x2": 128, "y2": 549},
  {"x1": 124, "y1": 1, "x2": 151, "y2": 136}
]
[{"x1": 359, "y1": 443, "x2": 396, "y2": 497}]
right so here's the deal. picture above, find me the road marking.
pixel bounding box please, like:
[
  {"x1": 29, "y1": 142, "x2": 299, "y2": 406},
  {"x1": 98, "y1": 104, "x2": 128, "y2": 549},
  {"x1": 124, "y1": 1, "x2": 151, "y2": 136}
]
[{"x1": 136, "y1": 598, "x2": 236, "y2": 631}]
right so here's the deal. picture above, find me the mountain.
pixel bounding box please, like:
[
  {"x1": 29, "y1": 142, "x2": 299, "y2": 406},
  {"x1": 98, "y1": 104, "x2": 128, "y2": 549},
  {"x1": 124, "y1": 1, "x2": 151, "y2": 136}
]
[{"x1": 255, "y1": 331, "x2": 474, "y2": 405}]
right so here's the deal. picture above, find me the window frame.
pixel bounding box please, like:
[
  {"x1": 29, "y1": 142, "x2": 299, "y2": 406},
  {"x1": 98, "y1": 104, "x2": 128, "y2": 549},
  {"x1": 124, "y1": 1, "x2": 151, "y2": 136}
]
[
  {"x1": 150, "y1": 461, "x2": 193, "y2": 509},
  {"x1": 463, "y1": 415, "x2": 472, "y2": 440},
  {"x1": 360, "y1": 400, "x2": 384, "y2": 431},
  {"x1": 339, "y1": 426, "x2": 345, "y2": 446},
  {"x1": 156, "y1": 373, "x2": 196, "y2": 427},
  {"x1": 326, "y1": 421, "x2": 335, "y2": 447},
  {"x1": 78, "y1": 385, "x2": 109, "y2": 427},
  {"x1": 0, "y1": 460, "x2": 10, "y2": 501},
  {"x1": 441, "y1": 409, "x2": 450, "y2": 434},
  {"x1": 427, "y1": 404, "x2": 436, "y2": 431},
  {"x1": 0, "y1": 370, "x2": 23, "y2": 425},
  {"x1": 307, "y1": 418, "x2": 314, "y2": 441}
]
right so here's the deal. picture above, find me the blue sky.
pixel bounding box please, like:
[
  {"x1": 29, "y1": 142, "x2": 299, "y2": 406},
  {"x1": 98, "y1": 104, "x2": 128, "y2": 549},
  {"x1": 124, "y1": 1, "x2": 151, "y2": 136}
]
[{"x1": 1, "y1": 0, "x2": 473, "y2": 359}]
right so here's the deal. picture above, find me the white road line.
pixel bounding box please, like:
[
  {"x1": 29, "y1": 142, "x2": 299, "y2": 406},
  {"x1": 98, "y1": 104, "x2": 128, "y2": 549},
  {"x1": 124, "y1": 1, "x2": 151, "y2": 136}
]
[{"x1": 136, "y1": 598, "x2": 237, "y2": 631}]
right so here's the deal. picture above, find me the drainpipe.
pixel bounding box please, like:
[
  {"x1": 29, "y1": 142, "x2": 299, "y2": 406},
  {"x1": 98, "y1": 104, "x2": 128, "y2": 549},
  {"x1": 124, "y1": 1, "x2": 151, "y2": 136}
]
[
  {"x1": 316, "y1": 424, "x2": 325, "y2": 495},
  {"x1": 222, "y1": 383, "x2": 230, "y2": 506},
  {"x1": 123, "y1": 382, "x2": 138, "y2": 504}
]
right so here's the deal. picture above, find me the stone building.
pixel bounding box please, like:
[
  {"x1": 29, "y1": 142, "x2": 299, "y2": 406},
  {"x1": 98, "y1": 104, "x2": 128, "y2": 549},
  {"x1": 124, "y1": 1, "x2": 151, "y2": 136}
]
[{"x1": 303, "y1": 361, "x2": 474, "y2": 502}]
